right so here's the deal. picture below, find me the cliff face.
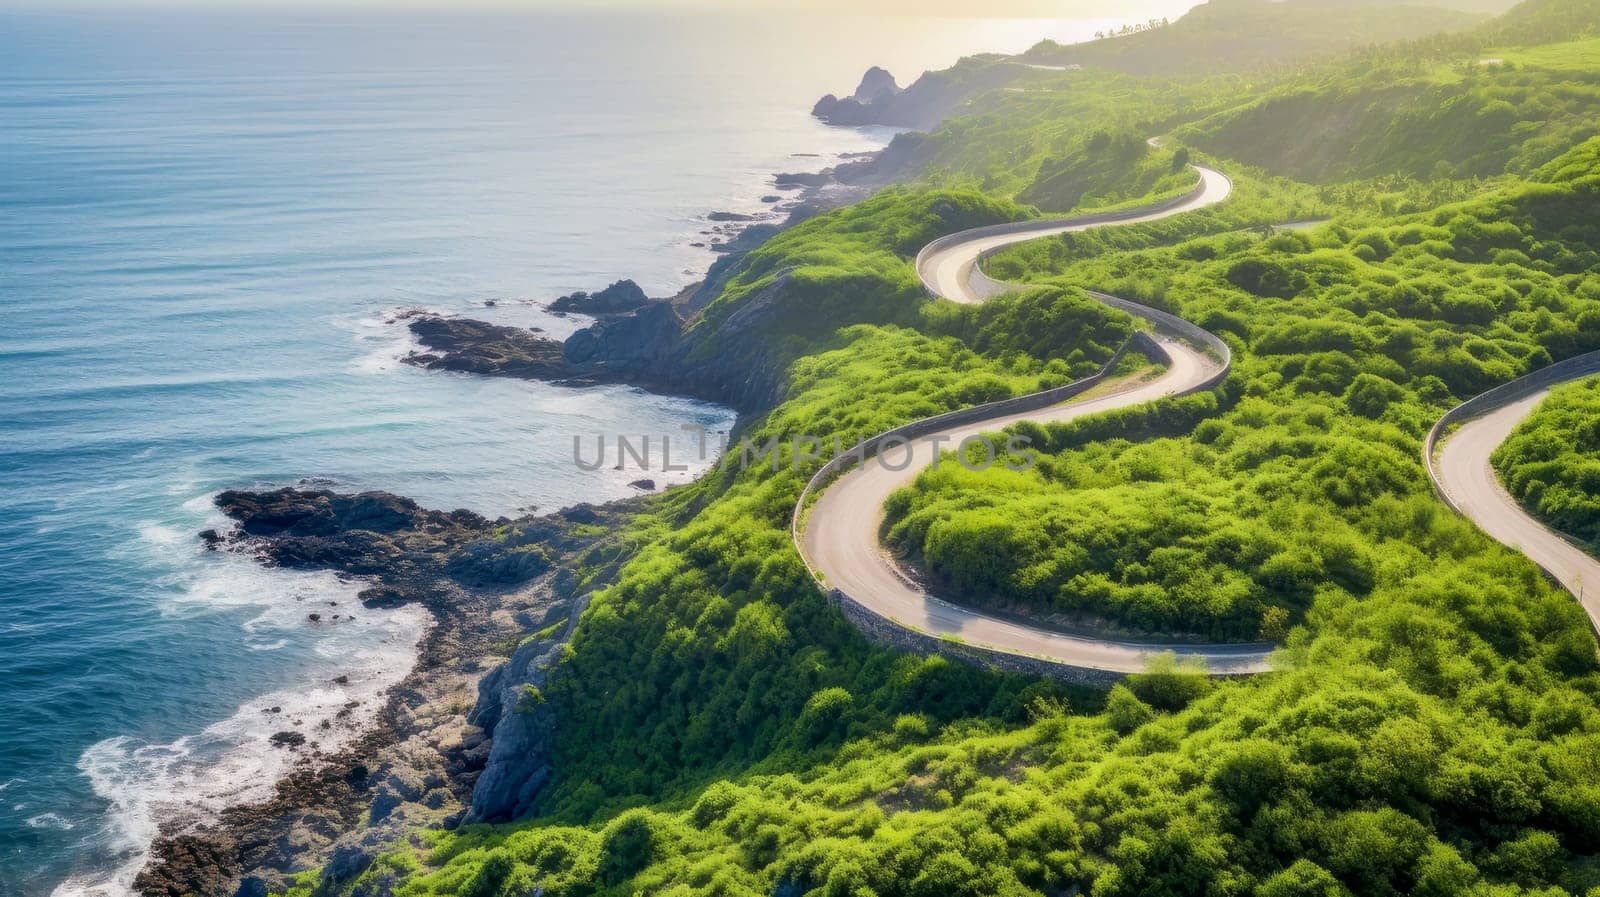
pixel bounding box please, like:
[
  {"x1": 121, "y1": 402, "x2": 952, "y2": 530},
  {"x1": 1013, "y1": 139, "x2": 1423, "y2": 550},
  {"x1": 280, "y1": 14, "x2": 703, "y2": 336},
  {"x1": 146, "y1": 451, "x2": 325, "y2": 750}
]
[
  {"x1": 561, "y1": 301, "x2": 684, "y2": 380},
  {"x1": 462, "y1": 589, "x2": 593, "y2": 823}
]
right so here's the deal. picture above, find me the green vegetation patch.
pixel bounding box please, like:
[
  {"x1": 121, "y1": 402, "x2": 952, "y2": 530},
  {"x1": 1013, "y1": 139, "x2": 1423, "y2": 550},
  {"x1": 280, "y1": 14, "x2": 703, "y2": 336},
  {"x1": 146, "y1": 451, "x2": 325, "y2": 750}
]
[{"x1": 1493, "y1": 377, "x2": 1600, "y2": 546}]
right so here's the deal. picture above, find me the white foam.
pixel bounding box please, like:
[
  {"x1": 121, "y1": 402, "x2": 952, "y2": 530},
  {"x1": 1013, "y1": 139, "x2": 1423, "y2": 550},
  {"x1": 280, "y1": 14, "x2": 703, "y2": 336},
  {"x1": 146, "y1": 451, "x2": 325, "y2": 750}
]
[
  {"x1": 55, "y1": 600, "x2": 428, "y2": 897},
  {"x1": 54, "y1": 500, "x2": 431, "y2": 897},
  {"x1": 339, "y1": 307, "x2": 431, "y2": 374},
  {"x1": 28, "y1": 813, "x2": 76, "y2": 831}
]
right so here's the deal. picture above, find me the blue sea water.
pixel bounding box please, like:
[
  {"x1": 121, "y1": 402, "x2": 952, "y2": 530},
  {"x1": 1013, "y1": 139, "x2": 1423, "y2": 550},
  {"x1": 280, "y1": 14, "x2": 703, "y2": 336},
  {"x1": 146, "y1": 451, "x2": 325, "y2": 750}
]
[{"x1": 0, "y1": 8, "x2": 1135, "y2": 895}]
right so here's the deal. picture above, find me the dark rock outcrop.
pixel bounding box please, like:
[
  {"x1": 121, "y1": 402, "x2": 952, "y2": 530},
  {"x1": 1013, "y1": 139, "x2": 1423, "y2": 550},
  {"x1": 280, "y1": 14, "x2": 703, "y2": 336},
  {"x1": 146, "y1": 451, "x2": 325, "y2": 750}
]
[
  {"x1": 405, "y1": 301, "x2": 686, "y2": 398},
  {"x1": 462, "y1": 625, "x2": 567, "y2": 823},
  {"x1": 811, "y1": 66, "x2": 904, "y2": 126},
  {"x1": 546, "y1": 279, "x2": 652, "y2": 316},
  {"x1": 405, "y1": 316, "x2": 574, "y2": 381},
  {"x1": 773, "y1": 170, "x2": 833, "y2": 189},
  {"x1": 214, "y1": 487, "x2": 599, "y2": 591},
  {"x1": 404, "y1": 259, "x2": 831, "y2": 415},
  {"x1": 562, "y1": 301, "x2": 681, "y2": 373},
  {"x1": 134, "y1": 835, "x2": 240, "y2": 897}
]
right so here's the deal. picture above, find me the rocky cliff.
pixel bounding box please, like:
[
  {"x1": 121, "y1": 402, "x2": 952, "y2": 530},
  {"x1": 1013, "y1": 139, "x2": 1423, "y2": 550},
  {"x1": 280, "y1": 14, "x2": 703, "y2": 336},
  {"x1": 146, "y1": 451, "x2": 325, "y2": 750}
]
[
  {"x1": 813, "y1": 60, "x2": 1024, "y2": 131},
  {"x1": 406, "y1": 262, "x2": 831, "y2": 414}
]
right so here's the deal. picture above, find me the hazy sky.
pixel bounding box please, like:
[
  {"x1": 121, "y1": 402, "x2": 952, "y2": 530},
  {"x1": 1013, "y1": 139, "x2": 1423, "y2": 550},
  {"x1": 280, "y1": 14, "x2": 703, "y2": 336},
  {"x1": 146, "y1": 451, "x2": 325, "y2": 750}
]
[{"x1": 5, "y1": 0, "x2": 1195, "y2": 16}]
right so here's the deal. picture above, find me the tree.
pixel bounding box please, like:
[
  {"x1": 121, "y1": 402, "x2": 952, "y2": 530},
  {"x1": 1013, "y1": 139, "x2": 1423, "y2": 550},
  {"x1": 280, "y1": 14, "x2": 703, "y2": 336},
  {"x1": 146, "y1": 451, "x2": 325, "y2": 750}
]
[
  {"x1": 598, "y1": 811, "x2": 658, "y2": 886},
  {"x1": 1106, "y1": 684, "x2": 1156, "y2": 734}
]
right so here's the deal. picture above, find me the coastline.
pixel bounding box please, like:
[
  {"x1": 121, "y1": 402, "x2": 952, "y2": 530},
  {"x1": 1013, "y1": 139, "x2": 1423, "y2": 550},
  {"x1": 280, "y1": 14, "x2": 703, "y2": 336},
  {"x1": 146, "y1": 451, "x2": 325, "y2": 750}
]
[{"x1": 129, "y1": 139, "x2": 899, "y2": 897}]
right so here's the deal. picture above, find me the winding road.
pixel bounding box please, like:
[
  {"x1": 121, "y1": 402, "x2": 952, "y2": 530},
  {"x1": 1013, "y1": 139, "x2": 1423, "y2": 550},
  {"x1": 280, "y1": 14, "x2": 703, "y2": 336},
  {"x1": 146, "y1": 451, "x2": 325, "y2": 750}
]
[
  {"x1": 794, "y1": 165, "x2": 1275, "y2": 677},
  {"x1": 1429, "y1": 354, "x2": 1600, "y2": 631}
]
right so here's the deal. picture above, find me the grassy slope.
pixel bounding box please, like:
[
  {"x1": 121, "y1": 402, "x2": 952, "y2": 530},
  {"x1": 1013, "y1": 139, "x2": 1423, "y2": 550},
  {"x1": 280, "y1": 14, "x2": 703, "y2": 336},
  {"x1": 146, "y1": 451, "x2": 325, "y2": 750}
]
[
  {"x1": 1021, "y1": 0, "x2": 1484, "y2": 77},
  {"x1": 1175, "y1": 1, "x2": 1600, "y2": 183},
  {"x1": 283, "y1": 4, "x2": 1600, "y2": 897},
  {"x1": 1492, "y1": 374, "x2": 1600, "y2": 548},
  {"x1": 1178, "y1": 55, "x2": 1600, "y2": 182},
  {"x1": 865, "y1": 69, "x2": 1225, "y2": 207}
]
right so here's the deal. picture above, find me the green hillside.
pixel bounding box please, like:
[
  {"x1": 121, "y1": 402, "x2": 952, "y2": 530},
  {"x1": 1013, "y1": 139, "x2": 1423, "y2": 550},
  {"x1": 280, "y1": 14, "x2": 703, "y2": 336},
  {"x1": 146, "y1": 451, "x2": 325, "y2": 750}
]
[
  {"x1": 1021, "y1": 0, "x2": 1484, "y2": 76},
  {"x1": 277, "y1": 2, "x2": 1600, "y2": 896},
  {"x1": 1485, "y1": 0, "x2": 1600, "y2": 44},
  {"x1": 1493, "y1": 371, "x2": 1600, "y2": 548}
]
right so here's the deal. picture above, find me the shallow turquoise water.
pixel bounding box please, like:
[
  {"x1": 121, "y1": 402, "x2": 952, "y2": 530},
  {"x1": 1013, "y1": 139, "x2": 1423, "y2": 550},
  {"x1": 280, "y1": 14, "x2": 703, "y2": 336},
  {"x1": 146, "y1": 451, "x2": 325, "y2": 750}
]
[{"x1": 0, "y1": 9, "x2": 1128, "y2": 894}]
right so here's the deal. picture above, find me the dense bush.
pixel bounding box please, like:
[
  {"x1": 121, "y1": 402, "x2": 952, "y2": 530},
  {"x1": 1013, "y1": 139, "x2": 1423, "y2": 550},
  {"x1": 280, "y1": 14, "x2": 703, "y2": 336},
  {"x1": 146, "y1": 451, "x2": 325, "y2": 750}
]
[{"x1": 1493, "y1": 377, "x2": 1600, "y2": 546}]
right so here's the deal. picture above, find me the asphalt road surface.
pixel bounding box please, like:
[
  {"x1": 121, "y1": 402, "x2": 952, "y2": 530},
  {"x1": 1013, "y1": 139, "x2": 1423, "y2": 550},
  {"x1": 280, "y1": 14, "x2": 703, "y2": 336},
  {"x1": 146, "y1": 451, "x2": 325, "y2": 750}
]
[{"x1": 800, "y1": 165, "x2": 1274, "y2": 675}]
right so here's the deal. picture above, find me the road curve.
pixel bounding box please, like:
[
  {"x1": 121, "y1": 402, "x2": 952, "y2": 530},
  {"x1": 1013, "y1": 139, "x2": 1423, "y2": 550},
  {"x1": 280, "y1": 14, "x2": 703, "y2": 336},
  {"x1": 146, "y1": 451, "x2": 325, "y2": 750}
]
[
  {"x1": 1430, "y1": 356, "x2": 1600, "y2": 631},
  {"x1": 796, "y1": 165, "x2": 1275, "y2": 677},
  {"x1": 919, "y1": 167, "x2": 1234, "y2": 304}
]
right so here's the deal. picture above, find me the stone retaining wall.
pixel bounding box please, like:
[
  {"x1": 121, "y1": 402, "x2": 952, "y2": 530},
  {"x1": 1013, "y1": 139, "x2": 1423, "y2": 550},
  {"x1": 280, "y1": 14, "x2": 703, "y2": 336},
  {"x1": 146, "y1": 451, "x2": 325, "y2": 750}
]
[{"x1": 829, "y1": 589, "x2": 1127, "y2": 685}]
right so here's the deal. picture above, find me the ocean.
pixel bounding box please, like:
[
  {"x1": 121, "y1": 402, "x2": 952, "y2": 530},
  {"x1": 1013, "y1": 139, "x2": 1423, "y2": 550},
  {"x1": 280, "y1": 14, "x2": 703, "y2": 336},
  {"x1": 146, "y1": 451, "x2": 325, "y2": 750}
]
[{"x1": 0, "y1": 8, "x2": 1145, "y2": 894}]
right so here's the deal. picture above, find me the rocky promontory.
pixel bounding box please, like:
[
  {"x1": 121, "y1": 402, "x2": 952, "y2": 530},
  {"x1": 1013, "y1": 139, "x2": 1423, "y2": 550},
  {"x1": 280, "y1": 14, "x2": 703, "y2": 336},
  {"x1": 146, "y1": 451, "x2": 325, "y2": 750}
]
[
  {"x1": 214, "y1": 487, "x2": 614, "y2": 588},
  {"x1": 813, "y1": 61, "x2": 1029, "y2": 131},
  {"x1": 404, "y1": 298, "x2": 691, "y2": 397},
  {"x1": 811, "y1": 65, "x2": 904, "y2": 126}
]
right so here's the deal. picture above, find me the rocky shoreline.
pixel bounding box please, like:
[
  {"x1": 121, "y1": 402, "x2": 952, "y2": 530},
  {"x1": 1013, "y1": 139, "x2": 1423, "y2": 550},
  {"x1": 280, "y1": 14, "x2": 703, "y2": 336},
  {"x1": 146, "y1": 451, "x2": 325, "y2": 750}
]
[
  {"x1": 137, "y1": 137, "x2": 903, "y2": 896},
  {"x1": 140, "y1": 489, "x2": 642, "y2": 897}
]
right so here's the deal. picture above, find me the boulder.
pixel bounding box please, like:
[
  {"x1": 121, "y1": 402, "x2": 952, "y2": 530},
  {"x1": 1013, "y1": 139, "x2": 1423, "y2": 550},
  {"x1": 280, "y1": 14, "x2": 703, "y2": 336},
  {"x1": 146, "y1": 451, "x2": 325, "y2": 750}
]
[{"x1": 547, "y1": 279, "x2": 652, "y2": 316}]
